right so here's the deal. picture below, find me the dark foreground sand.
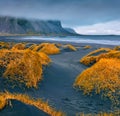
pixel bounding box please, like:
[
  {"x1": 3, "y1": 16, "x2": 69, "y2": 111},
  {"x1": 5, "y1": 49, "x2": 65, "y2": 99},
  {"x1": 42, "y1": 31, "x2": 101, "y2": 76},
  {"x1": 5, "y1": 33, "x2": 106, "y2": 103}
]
[
  {"x1": 0, "y1": 100, "x2": 49, "y2": 116},
  {"x1": 0, "y1": 37, "x2": 117, "y2": 116}
]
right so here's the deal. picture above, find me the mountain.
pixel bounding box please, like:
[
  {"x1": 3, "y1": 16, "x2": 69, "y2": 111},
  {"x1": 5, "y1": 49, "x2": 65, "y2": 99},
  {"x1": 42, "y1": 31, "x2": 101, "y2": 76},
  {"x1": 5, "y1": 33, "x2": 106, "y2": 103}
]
[
  {"x1": 64, "y1": 28, "x2": 77, "y2": 34},
  {"x1": 0, "y1": 16, "x2": 78, "y2": 36}
]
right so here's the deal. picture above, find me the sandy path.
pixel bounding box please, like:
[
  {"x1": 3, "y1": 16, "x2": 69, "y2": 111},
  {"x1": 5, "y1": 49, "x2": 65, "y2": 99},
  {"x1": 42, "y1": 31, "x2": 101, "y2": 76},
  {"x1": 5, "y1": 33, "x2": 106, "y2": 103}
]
[{"x1": 29, "y1": 47, "x2": 112, "y2": 116}]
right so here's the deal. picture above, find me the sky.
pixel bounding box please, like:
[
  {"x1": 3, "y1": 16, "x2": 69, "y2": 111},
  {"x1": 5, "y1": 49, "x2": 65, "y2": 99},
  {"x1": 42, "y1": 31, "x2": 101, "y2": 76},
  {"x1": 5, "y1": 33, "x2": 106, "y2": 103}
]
[{"x1": 0, "y1": 0, "x2": 120, "y2": 35}]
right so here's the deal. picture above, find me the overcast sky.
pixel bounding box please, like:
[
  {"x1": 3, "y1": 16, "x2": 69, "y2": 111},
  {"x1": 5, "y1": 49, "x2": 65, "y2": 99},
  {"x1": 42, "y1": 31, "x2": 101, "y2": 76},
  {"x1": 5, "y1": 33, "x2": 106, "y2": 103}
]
[{"x1": 0, "y1": 0, "x2": 120, "y2": 35}]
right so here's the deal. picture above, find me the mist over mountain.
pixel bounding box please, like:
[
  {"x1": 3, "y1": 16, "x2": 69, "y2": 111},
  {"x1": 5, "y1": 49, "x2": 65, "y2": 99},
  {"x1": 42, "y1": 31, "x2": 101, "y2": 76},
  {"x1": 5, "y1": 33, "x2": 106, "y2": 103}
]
[{"x1": 0, "y1": 16, "x2": 77, "y2": 36}]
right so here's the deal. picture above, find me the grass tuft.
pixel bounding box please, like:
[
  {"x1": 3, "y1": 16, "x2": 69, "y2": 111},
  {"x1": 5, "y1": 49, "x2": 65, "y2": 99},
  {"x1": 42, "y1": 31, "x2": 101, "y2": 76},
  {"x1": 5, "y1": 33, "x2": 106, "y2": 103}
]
[
  {"x1": 83, "y1": 45, "x2": 92, "y2": 49},
  {"x1": 39, "y1": 43, "x2": 60, "y2": 55},
  {"x1": 63, "y1": 44, "x2": 77, "y2": 51},
  {"x1": 0, "y1": 49, "x2": 51, "y2": 88},
  {"x1": 80, "y1": 48, "x2": 112, "y2": 66},
  {"x1": 12, "y1": 43, "x2": 26, "y2": 50},
  {"x1": 0, "y1": 91, "x2": 65, "y2": 116},
  {"x1": 29, "y1": 43, "x2": 60, "y2": 55},
  {"x1": 0, "y1": 41, "x2": 10, "y2": 49},
  {"x1": 113, "y1": 46, "x2": 120, "y2": 51},
  {"x1": 74, "y1": 58, "x2": 120, "y2": 105}
]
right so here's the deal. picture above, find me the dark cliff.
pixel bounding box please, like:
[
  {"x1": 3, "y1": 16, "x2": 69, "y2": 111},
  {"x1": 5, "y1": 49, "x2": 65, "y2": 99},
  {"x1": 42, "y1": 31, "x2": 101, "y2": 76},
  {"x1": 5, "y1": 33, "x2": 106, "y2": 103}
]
[{"x1": 0, "y1": 16, "x2": 77, "y2": 36}]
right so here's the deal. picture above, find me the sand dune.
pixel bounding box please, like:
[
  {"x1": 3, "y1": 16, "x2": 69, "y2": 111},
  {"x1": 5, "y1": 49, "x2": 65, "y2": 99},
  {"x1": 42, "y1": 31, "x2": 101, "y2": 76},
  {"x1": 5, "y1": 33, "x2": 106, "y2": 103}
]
[
  {"x1": 0, "y1": 100, "x2": 49, "y2": 116},
  {"x1": 0, "y1": 38, "x2": 118, "y2": 116}
]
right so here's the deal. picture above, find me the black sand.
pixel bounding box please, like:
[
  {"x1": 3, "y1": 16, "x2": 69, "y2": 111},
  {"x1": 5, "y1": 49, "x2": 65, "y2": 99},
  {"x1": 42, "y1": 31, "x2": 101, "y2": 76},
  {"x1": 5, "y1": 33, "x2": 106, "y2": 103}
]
[{"x1": 0, "y1": 37, "x2": 117, "y2": 116}]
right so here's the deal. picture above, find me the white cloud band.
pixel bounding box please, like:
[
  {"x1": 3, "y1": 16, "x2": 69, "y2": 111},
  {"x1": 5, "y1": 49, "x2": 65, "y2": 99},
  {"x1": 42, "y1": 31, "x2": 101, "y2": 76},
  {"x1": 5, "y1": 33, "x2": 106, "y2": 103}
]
[{"x1": 74, "y1": 20, "x2": 120, "y2": 35}]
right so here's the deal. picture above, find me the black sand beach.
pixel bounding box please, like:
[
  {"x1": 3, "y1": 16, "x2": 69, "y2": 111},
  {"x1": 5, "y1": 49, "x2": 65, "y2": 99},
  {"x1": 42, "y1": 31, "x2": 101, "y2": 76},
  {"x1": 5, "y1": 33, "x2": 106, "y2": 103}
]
[{"x1": 0, "y1": 37, "x2": 118, "y2": 116}]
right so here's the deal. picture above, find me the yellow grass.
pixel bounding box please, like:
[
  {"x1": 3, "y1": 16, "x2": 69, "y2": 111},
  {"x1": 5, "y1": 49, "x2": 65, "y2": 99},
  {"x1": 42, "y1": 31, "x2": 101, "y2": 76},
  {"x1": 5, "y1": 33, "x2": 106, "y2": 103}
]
[
  {"x1": 0, "y1": 95, "x2": 7, "y2": 110},
  {"x1": 113, "y1": 46, "x2": 120, "y2": 51},
  {"x1": 0, "y1": 49, "x2": 23, "y2": 67},
  {"x1": 28, "y1": 44, "x2": 37, "y2": 50},
  {"x1": 29, "y1": 43, "x2": 60, "y2": 55},
  {"x1": 80, "y1": 48, "x2": 112, "y2": 66},
  {"x1": 0, "y1": 91, "x2": 65, "y2": 116},
  {"x1": 74, "y1": 58, "x2": 120, "y2": 105},
  {"x1": 0, "y1": 49, "x2": 51, "y2": 88},
  {"x1": 29, "y1": 44, "x2": 42, "y2": 51},
  {"x1": 87, "y1": 48, "x2": 111, "y2": 56},
  {"x1": 55, "y1": 43, "x2": 62, "y2": 48},
  {"x1": 12, "y1": 43, "x2": 26, "y2": 50},
  {"x1": 63, "y1": 44, "x2": 77, "y2": 51},
  {"x1": 38, "y1": 52, "x2": 51, "y2": 65},
  {"x1": 0, "y1": 41, "x2": 10, "y2": 49},
  {"x1": 38, "y1": 43, "x2": 60, "y2": 55},
  {"x1": 83, "y1": 45, "x2": 92, "y2": 49}
]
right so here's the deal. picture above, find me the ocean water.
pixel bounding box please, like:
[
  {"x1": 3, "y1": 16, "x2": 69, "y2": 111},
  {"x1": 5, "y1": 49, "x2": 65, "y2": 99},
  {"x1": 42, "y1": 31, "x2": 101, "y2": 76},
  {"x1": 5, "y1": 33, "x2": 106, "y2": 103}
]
[{"x1": 0, "y1": 35, "x2": 120, "y2": 45}]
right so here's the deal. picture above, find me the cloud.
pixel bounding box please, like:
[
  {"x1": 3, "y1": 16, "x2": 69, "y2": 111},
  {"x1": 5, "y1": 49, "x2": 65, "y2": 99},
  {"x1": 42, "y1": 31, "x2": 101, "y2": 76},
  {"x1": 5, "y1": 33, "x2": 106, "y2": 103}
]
[
  {"x1": 74, "y1": 20, "x2": 120, "y2": 35},
  {"x1": 0, "y1": 0, "x2": 120, "y2": 27}
]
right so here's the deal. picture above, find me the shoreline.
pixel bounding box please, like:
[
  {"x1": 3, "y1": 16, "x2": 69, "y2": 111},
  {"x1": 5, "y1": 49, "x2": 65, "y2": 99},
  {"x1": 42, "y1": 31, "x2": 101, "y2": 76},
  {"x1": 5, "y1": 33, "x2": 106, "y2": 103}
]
[
  {"x1": 0, "y1": 36, "x2": 116, "y2": 48},
  {"x1": 0, "y1": 35, "x2": 119, "y2": 46}
]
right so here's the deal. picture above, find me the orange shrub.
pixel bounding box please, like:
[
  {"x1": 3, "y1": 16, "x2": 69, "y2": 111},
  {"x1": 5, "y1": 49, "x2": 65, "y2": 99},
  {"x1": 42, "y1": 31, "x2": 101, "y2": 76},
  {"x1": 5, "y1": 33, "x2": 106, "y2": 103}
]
[
  {"x1": 63, "y1": 44, "x2": 77, "y2": 51},
  {"x1": 12, "y1": 43, "x2": 26, "y2": 50},
  {"x1": 38, "y1": 52, "x2": 51, "y2": 65},
  {"x1": 28, "y1": 44, "x2": 37, "y2": 50},
  {"x1": 87, "y1": 48, "x2": 111, "y2": 56},
  {"x1": 80, "y1": 48, "x2": 113, "y2": 66},
  {"x1": 0, "y1": 41, "x2": 10, "y2": 49},
  {"x1": 29, "y1": 44, "x2": 42, "y2": 51},
  {"x1": 0, "y1": 95, "x2": 7, "y2": 110},
  {"x1": 74, "y1": 58, "x2": 120, "y2": 105},
  {"x1": 0, "y1": 49, "x2": 51, "y2": 88},
  {"x1": 3, "y1": 50, "x2": 43, "y2": 88},
  {"x1": 113, "y1": 46, "x2": 120, "y2": 51},
  {"x1": 83, "y1": 45, "x2": 91, "y2": 49},
  {"x1": 95, "y1": 50, "x2": 120, "y2": 61},
  {"x1": 0, "y1": 49, "x2": 23, "y2": 67},
  {"x1": 80, "y1": 56, "x2": 97, "y2": 66},
  {"x1": 28, "y1": 43, "x2": 60, "y2": 55},
  {"x1": 55, "y1": 43, "x2": 62, "y2": 48},
  {"x1": 38, "y1": 43, "x2": 60, "y2": 55}
]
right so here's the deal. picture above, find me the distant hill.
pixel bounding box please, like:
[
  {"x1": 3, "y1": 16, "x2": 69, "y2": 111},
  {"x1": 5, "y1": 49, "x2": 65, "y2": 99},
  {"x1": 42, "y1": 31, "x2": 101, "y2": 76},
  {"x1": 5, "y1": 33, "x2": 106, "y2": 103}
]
[
  {"x1": 0, "y1": 16, "x2": 78, "y2": 36},
  {"x1": 64, "y1": 28, "x2": 77, "y2": 34}
]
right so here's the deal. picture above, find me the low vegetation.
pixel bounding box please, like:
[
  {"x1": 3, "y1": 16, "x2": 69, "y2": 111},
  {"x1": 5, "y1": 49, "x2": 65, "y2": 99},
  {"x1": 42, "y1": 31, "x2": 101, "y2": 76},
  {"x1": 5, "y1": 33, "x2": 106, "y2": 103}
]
[
  {"x1": 0, "y1": 91, "x2": 65, "y2": 116},
  {"x1": 0, "y1": 41, "x2": 10, "y2": 49},
  {"x1": 29, "y1": 43, "x2": 60, "y2": 55},
  {"x1": 0, "y1": 41, "x2": 66, "y2": 115},
  {"x1": 0, "y1": 42, "x2": 62, "y2": 88},
  {"x1": 86, "y1": 48, "x2": 111, "y2": 56},
  {"x1": 0, "y1": 49, "x2": 51, "y2": 88},
  {"x1": 28, "y1": 43, "x2": 37, "y2": 50},
  {"x1": 113, "y1": 46, "x2": 120, "y2": 51},
  {"x1": 74, "y1": 58, "x2": 120, "y2": 105},
  {"x1": 80, "y1": 48, "x2": 115, "y2": 66},
  {"x1": 38, "y1": 52, "x2": 51, "y2": 65},
  {"x1": 55, "y1": 43, "x2": 62, "y2": 48},
  {"x1": 29, "y1": 44, "x2": 43, "y2": 51},
  {"x1": 12, "y1": 43, "x2": 26, "y2": 50},
  {"x1": 39, "y1": 43, "x2": 60, "y2": 55},
  {"x1": 63, "y1": 44, "x2": 77, "y2": 51},
  {"x1": 83, "y1": 45, "x2": 91, "y2": 49}
]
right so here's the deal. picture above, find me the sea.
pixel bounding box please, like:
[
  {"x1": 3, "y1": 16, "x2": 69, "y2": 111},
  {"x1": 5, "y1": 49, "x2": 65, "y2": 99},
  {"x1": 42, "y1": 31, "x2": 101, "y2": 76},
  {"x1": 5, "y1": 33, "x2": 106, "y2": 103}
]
[{"x1": 0, "y1": 35, "x2": 120, "y2": 45}]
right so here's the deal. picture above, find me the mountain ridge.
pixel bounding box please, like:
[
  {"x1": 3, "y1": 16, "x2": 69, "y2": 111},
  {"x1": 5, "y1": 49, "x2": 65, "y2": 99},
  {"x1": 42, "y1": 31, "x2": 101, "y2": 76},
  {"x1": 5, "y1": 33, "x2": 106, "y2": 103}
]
[{"x1": 0, "y1": 16, "x2": 78, "y2": 36}]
